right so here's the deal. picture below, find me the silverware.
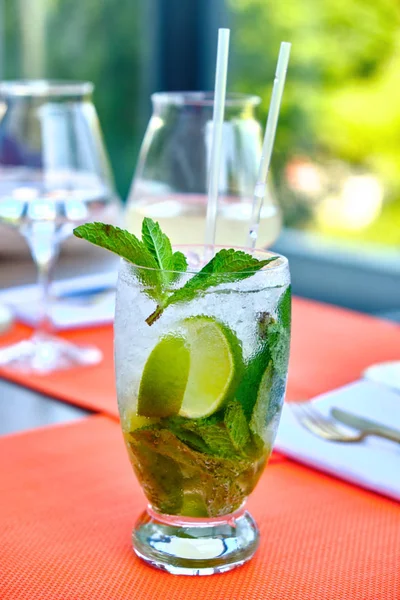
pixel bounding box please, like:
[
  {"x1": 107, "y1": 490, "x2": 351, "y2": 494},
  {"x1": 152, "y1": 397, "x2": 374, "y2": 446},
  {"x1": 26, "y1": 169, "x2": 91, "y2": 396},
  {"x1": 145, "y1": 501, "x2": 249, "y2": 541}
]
[
  {"x1": 291, "y1": 402, "x2": 400, "y2": 444},
  {"x1": 331, "y1": 408, "x2": 400, "y2": 444},
  {"x1": 290, "y1": 403, "x2": 363, "y2": 443}
]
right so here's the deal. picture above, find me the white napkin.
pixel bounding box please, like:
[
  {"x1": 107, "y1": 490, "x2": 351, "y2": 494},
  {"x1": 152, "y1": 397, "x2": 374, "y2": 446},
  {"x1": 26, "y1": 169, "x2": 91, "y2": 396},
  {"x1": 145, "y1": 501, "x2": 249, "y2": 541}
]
[
  {"x1": 0, "y1": 271, "x2": 117, "y2": 330},
  {"x1": 363, "y1": 361, "x2": 400, "y2": 394},
  {"x1": 275, "y1": 380, "x2": 400, "y2": 502}
]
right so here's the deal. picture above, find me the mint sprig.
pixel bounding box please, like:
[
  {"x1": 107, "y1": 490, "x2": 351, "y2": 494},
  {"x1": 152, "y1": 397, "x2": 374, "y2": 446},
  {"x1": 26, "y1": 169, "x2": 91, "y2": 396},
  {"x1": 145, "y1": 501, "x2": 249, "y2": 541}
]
[
  {"x1": 146, "y1": 247, "x2": 277, "y2": 324},
  {"x1": 73, "y1": 218, "x2": 278, "y2": 325},
  {"x1": 141, "y1": 218, "x2": 188, "y2": 285}
]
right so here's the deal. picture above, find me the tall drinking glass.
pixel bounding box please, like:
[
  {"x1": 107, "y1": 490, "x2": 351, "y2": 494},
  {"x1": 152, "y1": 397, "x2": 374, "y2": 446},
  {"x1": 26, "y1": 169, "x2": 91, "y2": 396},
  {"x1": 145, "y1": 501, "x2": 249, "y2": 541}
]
[
  {"x1": 126, "y1": 92, "x2": 281, "y2": 247},
  {"x1": 115, "y1": 247, "x2": 291, "y2": 575},
  {"x1": 0, "y1": 80, "x2": 120, "y2": 373}
]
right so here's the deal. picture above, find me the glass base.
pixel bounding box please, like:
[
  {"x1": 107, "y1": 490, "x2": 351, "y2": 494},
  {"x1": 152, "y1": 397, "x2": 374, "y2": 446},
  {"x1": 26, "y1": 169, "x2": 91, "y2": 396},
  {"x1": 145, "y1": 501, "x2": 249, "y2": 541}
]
[
  {"x1": 0, "y1": 333, "x2": 102, "y2": 373},
  {"x1": 132, "y1": 505, "x2": 259, "y2": 576}
]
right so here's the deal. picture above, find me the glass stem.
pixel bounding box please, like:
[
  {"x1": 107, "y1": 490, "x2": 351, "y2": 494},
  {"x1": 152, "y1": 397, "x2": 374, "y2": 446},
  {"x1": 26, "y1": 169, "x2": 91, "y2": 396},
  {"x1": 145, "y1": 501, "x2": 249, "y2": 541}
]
[{"x1": 24, "y1": 228, "x2": 61, "y2": 340}]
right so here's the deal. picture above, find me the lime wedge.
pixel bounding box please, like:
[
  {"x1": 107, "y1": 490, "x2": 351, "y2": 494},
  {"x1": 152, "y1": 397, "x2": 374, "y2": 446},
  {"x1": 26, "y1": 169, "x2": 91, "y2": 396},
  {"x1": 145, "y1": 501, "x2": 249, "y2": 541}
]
[
  {"x1": 137, "y1": 316, "x2": 242, "y2": 420},
  {"x1": 178, "y1": 317, "x2": 241, "y2": 419},
  {"x1": 138, "y1": 335, "x2": 190, "y2": 418}
]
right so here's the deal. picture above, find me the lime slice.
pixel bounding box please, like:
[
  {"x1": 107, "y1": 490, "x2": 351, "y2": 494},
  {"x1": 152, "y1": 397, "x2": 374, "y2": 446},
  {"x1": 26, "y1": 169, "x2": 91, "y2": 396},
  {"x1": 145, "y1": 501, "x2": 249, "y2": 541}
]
[
  {"x1": 138, "y1": 335, "x2": 190, "y2": 418},
  {"x1": 178, "y1": 316, "x2": 242, "y2": 419},
  {"x1": 138, "y1": 316, "x2": 242, "y2": 420}
]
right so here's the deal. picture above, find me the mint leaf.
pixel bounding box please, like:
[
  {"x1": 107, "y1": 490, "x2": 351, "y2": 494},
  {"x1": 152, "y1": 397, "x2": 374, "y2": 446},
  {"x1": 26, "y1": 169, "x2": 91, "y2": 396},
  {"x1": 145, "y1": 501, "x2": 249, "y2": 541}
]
[
  {"x1": 187, "y1": 422, "x2": 238, "y2": 458},
  {"x1": 165, "y1": 409, "x2": 250, "y2": 458},
  {"x1": 141, "y1": 217, "x2": 173, "y2": 270},
  {"x1": 165, "y1": 417, "x2": 211, "y2": 453},
  {"x1": 146, "y1": 248, "x2": 278, "y2": 324},
  {"x1": 269, "y1": 285, "x2": 291, "y2": 377},
  {"x1": 168, "y1": 249, "x2": 277, "y2": 304},
  {"x1": 170, "y1": 251, "x2": 188, "y2": 282},
  {"x1": 250, "y1": 361, "x2": 274, "y2": 443},
  {"x1": 141, "y1": 217, "x2": 188, "y2": 284},
  {"x1": 74, "y1": 222, "x2": 158, "y2": 266},
  {"x1": 235, "y1": 299, "x2": 289, "y2": 423},
  {"x1": 224, "y1": 402, "x2": 250, "y2": 450},
  {"x1": 277, "y1": 285, "x2": 291, "y2": 330},
  {"x1": 244, "y1": 294, "x2": 290, "y2": 446},
  {"x1": 174, "y1": 415, "x2": 238, "y2": 459},
  {"x1": 73, "y1": 222, "x2": 163, "y2": 302},
  {"x1": 236, "y1": 344, "x2": 271, "y2": 420},
  {"x1": 268, "y1": 322, "x2": 290, "y2": 377},
  {"x1": 250, "y1": 361, "x2": 286, "y2": 447},
  {"x1": 266, "y1": 374, "x2": 287, "y2": 424}
]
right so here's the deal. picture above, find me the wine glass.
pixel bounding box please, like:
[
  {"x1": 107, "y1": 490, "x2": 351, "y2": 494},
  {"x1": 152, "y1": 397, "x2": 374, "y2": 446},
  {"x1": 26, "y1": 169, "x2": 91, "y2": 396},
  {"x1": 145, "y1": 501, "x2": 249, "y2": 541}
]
[
  {"x1": 126, "y1": 92, "x2": 282, "y2": 247},
  {"x1": 0, "y1": 80, "x2": 120, "y2": 373}
]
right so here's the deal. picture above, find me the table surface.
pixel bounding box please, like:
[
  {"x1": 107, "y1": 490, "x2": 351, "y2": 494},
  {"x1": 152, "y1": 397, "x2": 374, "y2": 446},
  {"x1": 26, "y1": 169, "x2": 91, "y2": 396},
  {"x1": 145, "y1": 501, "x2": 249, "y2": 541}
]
[{"x1": 1, "y1": 258, "x2": 399, "y2": 599}]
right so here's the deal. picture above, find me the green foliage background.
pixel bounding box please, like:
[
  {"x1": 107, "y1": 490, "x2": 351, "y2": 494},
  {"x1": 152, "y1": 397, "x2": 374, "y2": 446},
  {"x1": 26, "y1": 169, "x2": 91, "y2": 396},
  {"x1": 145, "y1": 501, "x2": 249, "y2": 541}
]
[
  {"x1": 228, "y1": 0, "x2": 400, "y2": 246},
  {"x1": 4, "y1": 0, "x2": 400, "y2": 247}
]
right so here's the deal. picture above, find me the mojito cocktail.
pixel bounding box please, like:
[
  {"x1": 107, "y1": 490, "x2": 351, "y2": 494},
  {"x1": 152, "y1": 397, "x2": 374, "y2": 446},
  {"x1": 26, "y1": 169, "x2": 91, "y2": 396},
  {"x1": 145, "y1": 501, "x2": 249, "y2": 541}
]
[{"x1": 74, "y1": 219, "x2": 291, "y2": 575}]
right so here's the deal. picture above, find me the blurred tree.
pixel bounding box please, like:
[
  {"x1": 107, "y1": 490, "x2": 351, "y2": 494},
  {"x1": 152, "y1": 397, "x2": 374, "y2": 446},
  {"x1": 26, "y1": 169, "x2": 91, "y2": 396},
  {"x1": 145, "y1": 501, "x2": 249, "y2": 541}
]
[
  {"x1": 228, "y1": 0, "x2": 400, "y2": 244},
  {"x1": 3, "y1": 0, "x2": 147, "y2": 199},
  {"x1": 46, "y1": 0, "x2": 144, "y2": 198},
  {"x1": 3, "y1": 0, "x2": 400, "y2": 245}
]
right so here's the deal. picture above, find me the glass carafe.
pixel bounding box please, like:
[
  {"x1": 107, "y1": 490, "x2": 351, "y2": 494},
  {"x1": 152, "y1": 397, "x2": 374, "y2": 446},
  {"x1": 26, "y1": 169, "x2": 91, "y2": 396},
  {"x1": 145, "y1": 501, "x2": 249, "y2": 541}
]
[{"x1": 126, "y1": 92, "x2": 281, "y2": 248}]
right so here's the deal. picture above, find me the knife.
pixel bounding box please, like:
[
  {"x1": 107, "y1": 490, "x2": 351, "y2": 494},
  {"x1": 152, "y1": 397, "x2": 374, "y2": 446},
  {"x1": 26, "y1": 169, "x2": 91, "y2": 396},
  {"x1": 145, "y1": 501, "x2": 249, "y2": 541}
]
[{"x1": 331, "y1": 408, "x2": 400, "y2": 444}]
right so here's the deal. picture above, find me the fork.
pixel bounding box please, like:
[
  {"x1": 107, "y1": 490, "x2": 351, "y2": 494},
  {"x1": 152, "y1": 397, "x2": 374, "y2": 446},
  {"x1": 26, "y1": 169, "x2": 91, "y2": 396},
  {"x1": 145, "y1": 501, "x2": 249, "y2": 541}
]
[{"x1": 290, "y1": 402, "x2": 368, "y2": 443}]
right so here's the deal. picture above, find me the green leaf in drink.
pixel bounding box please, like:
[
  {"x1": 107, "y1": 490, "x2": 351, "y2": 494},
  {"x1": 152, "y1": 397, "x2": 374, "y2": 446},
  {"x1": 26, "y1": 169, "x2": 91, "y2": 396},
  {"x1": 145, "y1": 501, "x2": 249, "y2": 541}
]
[
  {"x1": 147, "y1": 248, "x2": 278, "y2": 324},
  {"x1": 277, "y1": 285, "x2": 291, "y2": 330},
  {"x1": 235, "y1": 287, "x2": 291, "y2": 432},
  {"x1": 268, "y1": 322, "x2": 290, "y2": 378},
  {"x1": 224, "y1": 402, "x2": 251, "y2": 451}
]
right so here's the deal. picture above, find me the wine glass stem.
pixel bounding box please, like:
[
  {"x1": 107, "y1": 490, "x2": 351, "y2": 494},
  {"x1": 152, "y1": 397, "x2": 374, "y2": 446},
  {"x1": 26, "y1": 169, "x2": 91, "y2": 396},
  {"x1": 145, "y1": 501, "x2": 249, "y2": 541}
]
[
  {"x1": 25, "y1": 231, "x2": 61, "y2": 339},
  {"x1": 35, "y1": 255, "x2": 57, "y2": 338}
]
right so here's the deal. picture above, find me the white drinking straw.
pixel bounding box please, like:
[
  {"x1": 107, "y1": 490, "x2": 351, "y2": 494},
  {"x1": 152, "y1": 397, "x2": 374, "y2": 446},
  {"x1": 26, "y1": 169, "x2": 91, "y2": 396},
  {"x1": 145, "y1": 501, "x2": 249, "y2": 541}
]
[
  {"x1": 204, "y1": 28, "x2": 230, "y2": 255},
  {"x1": 247, "y1": 41, "x2": 291, "y2": 249}
]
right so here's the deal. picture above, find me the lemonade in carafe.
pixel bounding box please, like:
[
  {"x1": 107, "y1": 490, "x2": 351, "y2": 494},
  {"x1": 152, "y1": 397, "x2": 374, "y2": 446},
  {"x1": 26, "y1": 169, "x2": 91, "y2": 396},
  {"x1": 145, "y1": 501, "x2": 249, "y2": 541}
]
[{"x1": 126, "y1": 92, "x2": 282, "y2": 247}]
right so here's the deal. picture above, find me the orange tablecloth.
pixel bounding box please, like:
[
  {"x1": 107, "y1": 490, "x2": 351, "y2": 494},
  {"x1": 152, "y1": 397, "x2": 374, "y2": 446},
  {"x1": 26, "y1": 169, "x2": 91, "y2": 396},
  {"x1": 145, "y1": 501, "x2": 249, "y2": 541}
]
[
  {"x1": 0, "y1": 416, "x2": 398, "y2": 599},
  {"x1": 1, "y1": 298, "x2": 399, "y2": 416},
  {"x1": 0, "y1": 323, "x2": 117, "y2": 417}
]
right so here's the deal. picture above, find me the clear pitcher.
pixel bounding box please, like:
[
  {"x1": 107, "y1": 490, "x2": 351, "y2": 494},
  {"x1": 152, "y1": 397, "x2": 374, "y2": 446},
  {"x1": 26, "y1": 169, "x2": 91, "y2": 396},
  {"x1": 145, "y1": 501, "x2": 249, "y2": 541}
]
[{"x1": 126, "y1": 92, "x2": 281, "y2": 247}]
